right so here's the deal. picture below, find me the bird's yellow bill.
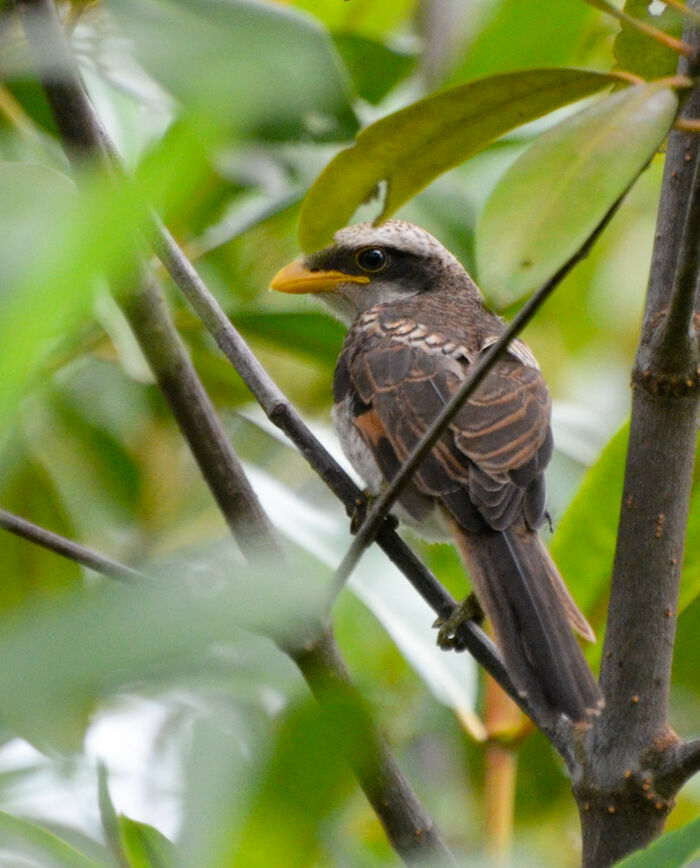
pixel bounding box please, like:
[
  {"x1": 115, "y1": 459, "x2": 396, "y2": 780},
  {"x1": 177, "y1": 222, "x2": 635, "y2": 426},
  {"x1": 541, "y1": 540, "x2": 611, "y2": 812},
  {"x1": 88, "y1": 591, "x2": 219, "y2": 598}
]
[{"x1": 270, "y1": 259, "x2": 369, "y2": 294}]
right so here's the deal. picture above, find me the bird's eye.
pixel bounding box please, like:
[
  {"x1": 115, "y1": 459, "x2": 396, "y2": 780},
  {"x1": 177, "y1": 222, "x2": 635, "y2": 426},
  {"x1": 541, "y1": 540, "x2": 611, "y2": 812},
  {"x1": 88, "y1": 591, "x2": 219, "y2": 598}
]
[{"x1": 356, "y1": 247, "x2": 388, "y2": 273}]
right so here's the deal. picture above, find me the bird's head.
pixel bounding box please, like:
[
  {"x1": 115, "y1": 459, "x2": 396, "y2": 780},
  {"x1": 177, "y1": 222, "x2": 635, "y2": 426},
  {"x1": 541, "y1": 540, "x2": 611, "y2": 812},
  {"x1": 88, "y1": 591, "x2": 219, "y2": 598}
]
[{"x1": 270, "y1": 220, "x2": 477, "y2": 324}]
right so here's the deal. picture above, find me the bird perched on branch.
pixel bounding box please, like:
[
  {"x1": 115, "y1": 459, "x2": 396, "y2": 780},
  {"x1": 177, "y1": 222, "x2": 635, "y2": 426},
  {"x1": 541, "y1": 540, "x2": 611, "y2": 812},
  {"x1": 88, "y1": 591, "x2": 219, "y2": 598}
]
[{"x1": 271, "y1": 220, "x2": 602, "y2": 724}]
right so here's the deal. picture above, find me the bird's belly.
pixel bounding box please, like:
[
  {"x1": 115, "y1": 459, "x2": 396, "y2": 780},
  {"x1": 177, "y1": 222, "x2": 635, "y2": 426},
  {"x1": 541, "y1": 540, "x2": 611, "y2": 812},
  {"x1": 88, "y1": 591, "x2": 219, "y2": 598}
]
[{"x1": 332, "y1": 401, "x2": 450, "y2": 542}]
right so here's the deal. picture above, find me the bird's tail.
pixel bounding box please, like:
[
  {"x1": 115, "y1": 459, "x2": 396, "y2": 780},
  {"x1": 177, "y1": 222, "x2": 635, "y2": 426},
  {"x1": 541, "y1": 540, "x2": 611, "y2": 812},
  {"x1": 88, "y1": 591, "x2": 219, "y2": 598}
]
[{"x1": 446, "y1": 517, "x2": 603, "y2": 724}]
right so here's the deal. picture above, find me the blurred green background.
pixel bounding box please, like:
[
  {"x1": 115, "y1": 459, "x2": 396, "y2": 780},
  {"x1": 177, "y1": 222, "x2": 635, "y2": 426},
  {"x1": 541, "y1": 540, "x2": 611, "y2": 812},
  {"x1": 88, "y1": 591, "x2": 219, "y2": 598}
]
[{"x1": 0, "y1": 0, "x2": 698, "y2": 865}]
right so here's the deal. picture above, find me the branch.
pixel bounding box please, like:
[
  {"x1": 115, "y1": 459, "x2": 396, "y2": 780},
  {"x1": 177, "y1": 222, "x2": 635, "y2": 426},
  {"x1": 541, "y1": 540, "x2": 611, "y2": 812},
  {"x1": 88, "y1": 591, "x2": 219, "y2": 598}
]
[
  {"x1": 0, "y1": 508, "x2": 142, "y2": 584},
  {"x1": 14, "y1": 0, "x2": 457, "y2": 860},
  {"x1": 656, "y1": 737, "x2": 700, "y2": 792},
  {"x1": 334, "y1": 180, "x2": 634, "y2": 589},
  {"x1": 579, "y1": 9, "x2": 700, "y2": 865}
]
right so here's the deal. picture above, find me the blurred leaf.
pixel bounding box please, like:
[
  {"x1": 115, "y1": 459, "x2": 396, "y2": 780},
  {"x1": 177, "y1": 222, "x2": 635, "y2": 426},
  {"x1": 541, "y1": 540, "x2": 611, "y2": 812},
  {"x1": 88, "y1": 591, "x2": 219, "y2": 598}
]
[
  {"x1": 243, "y1": 441, "x2": 480, "y2": 732},
  {"x1": 288, "y1": 0, "x2": 417, "y2": 37},
  {"x1": 231, "y1": 697, "x2": 354, "y2": 866},
  {"x1": 617, "y1": 816, "x2": 700, "y2": 867},
  {"x1": 0, "y1": 810, "x2": 105, "y2": 868},
  {"x1": 0, "y1": 118, "x2": 210, "y2": 434},
  {"x1": 118, "y1": 817, "x2": 178, "y2": 868},
  {"x1": 97, "y1": 763, "x2": 124, "y2": 866},
  {"x1": 107, "y1": 0, "x2": 358, "y2": 142},
  {"x1": 614, "y1": 0, "x2": 685, "y2": 81},
  {"x1": 448, "y1": 0, "x2": 600, "y2": 85},
  {"x1": 235, "y1": 311, "x2": 344, "y2": 368},
  {"x1": 0, "y1": 456, "x2": 82, "y2": 611},
  {"x1": 476, "y1": 82, "x2": 678, "y2": 305},
  {"x1": 551, "y1": 423, "x2": 628, "y2": 624},
  {"x1": 298, "y1": 68, "x2": 617, "y2": 251},
  {"x1": 332, "y1": 33, "x2": 416, "y2": 104},
  {"x1": 0, "y1": 552, "x2": 319, "y2": 752}
]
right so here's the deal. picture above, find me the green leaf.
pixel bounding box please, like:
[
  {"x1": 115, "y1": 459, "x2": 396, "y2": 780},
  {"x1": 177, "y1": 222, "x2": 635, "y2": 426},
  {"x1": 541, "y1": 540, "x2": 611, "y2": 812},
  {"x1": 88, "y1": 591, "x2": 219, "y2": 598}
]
[
  {"x1": 332, "y1": 33, "x2": 416, "y2": 105},
  {"x1": 0, "y1": 456, "x2": 82, "y2": 612},
  {"x1": 551, "y1": 423, "x2": 628, "y2": 625},
  {"x1": 616, "y1": 817, "x2": 700, "y2": 867},
  {"x1": 235, "y1": 311, "x2": 345, "y2": 369},
  {"x1": 0, "y1": 810, "x2": 105, "y2": 868},
  {"x1": 106, "y1": 0, "x2": 358, "y2": 142},
  {"x1": 289, "y1": 0, "x2": 416, "y2": 36},
  {"x1": 476, "y1": 81, "x2": 678, "y2": 305},
  {"x1": 447, "y1": 0, "x2": 599, "y2": 85},
  {"x1": 118, "y1": 817, "x2": 178, "y2": 868},
  {"x1": 614, "y1": 0, "x2": 685, "y2": 81},
  {"x1": 0, "y1": 554, "x2": 318, "y2": 752},
  {"x1": 298, "y1": 67, "x2": 617, "y2": 251},
  {"x1": 678, "y1": 437, "x2": 700, "y2": 614},
  {"x1": 552, "y1": 420, "x2": 700, "y2": 633}
]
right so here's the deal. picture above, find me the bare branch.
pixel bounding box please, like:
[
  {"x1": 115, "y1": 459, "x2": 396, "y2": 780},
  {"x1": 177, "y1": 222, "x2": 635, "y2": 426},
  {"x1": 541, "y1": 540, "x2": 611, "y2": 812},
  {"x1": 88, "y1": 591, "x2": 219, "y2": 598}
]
[
  {"x1": 0, "y1": 508, "x2": 142, "y2": 584},
  {"x1": 656, "y1": 737, "x2": 700, "y2": 791}
]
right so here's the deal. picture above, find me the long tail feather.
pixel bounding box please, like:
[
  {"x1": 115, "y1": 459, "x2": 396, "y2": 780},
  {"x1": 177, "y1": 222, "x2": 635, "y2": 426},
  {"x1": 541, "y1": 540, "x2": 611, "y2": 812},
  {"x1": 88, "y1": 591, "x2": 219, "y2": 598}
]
[{"x1": 445, "y1": 516, "x2": 603, "y2": 724}]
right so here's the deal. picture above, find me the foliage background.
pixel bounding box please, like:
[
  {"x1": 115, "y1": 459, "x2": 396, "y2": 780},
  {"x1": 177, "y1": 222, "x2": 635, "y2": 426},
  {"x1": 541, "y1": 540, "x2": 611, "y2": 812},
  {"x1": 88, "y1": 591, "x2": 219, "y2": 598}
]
[{"x1": 0, "y1": 0, "x2": 698, "y2": 865}]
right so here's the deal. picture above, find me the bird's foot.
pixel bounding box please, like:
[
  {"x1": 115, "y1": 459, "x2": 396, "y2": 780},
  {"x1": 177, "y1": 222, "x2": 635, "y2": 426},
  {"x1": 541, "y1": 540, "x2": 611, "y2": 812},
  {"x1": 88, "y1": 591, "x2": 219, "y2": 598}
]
[
  {"x1": 433, "y1": 593, "x2": 485, "y2": 651},
  {"x1": 350, "y1": 491, "x2": 398, "y2": 534}
]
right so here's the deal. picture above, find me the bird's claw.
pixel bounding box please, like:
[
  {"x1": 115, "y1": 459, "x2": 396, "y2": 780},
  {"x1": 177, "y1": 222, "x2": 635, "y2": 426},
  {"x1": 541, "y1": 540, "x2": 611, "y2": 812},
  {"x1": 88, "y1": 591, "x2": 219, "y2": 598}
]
[
  {"x1": 350, "y1": 491, "x2": 398, "y2": 534},
  {"x1": 434, "y1": 593, "x2": 485, "y2": 651}
]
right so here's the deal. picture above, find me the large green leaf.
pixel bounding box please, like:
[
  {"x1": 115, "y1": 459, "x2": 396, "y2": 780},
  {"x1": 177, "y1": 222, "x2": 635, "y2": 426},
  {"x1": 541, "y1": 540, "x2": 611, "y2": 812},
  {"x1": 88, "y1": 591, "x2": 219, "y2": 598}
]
[
  {"x1": 476, "y1": 81, "x2": 678, "y2": 305},
  {"x1": 550, "y1": 424, "x2": 628, "y2": 624},
  {"x1": 298, "y1": 67, "x2": 618, "y2": 251},
  {"x1": 0, "y1": 554, "x2": 317, "y2": 752},
  {"x1": 617, "y1": 817, "x2": 700, "y2": 867},
  {"x1": 552, "y1": 420, "x2": 700, "y2": 632},
  {"x1": 107, "y1": 0, "x2": 358, "y2": 142}
]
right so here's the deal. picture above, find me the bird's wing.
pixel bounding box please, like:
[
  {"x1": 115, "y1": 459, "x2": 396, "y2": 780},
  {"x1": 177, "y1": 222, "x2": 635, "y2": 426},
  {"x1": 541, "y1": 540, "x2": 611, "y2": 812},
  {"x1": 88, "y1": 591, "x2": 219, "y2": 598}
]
[{"x1": 341, "y1": 310, "x2": 552, "y2": 532}]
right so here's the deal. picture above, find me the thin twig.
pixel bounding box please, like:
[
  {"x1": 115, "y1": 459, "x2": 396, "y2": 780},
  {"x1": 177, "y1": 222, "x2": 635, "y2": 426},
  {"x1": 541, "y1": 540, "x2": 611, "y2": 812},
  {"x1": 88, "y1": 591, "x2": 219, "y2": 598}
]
[
  {"x1": 584, "y1": 0, "x2": 694, "y2": 57},
  {"x1": 0, "y1": 508, "x2": 142, "y2": 584},
  {"x1": 333, "y1": 184, "x2": 635, "y2": 590}
]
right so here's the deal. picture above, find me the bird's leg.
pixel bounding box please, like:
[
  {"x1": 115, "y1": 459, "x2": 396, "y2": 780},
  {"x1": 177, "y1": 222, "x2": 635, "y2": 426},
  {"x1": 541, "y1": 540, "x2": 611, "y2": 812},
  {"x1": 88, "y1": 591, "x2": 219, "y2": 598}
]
[
  {"x1": 434, "y1": 593, "x2": 485, "y2": 651},
  {"x1": 350, "y1": 490, "x2": 398, "y2": 534}
]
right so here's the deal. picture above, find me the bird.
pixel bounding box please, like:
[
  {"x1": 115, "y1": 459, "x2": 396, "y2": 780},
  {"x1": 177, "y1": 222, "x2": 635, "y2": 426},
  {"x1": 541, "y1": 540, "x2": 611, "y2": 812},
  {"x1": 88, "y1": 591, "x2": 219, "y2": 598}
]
[{"x1": 270, "y1": 220, "x2": 603, "y2": 724}]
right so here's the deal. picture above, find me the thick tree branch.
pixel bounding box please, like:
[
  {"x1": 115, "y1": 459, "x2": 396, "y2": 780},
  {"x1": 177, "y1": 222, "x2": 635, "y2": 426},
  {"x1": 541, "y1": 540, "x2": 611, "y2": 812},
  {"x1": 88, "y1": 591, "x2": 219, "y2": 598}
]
[
  {"x1": 0, "y1": 508, "x2": 142, "y2": 583},
  {"x1": 577, "y1": 10, "x2": 700, "y2": 866},
  {"x1": 14, "y1": 0, "x2": 457, "y2": 860}
]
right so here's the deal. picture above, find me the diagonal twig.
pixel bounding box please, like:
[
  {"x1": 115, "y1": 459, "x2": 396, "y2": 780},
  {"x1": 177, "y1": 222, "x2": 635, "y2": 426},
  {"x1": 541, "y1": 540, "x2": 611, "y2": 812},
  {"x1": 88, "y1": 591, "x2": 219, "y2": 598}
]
[{"x1": 0, "y1": 508, "x2": 142, "y2": 584}]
